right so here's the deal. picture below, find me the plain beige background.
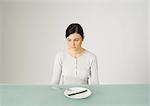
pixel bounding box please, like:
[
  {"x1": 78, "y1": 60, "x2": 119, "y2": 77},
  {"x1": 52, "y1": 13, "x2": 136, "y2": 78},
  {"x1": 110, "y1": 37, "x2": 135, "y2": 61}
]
[{"x1": 0, "y1": 0, "x2": 150, "y2": 84}]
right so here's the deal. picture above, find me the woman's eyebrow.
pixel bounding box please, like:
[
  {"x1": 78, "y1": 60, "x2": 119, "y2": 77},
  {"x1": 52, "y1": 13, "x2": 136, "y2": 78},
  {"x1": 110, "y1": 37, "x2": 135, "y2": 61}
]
[
  {"x1": 67, "y1": 38, "x2": 80, "y2": 40},
  {"x1": 67, "y1": 38, "x2": 71, "y2": 40},
  {"x1": 74, "y1": 38, "x2": 80, "y2": 40}
]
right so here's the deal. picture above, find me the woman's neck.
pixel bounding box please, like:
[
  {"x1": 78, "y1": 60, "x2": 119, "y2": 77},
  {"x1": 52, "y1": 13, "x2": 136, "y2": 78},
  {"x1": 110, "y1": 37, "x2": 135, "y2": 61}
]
[
  {"x1": 69, "y1": 48, "x2": 84, "y2": 53},
  {"x1": 68, "y1": 48, "x2": 86, "y2": 58}
]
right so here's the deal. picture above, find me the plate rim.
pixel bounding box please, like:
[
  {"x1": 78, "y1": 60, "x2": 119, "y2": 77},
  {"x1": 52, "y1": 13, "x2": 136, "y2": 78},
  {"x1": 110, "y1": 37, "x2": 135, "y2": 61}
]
[{"x1": 63, "y1": 87, "x2": 92, "y2": 99}]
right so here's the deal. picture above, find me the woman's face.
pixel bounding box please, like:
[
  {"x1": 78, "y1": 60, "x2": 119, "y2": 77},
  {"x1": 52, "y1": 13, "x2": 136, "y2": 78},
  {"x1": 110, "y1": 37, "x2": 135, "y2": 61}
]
[{"x1": 66, "y1": 33, "x2": 84, "y2": 50}]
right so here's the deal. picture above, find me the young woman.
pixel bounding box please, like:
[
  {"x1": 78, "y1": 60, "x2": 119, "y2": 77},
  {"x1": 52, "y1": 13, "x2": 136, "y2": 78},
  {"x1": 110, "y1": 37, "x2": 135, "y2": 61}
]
[{"x1": 51, "y1": 23, "x2": 99, "y2": 85}]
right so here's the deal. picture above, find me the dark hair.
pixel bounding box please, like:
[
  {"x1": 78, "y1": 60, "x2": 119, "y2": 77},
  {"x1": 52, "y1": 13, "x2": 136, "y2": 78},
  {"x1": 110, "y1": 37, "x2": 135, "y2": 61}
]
[{"x1": 65, "y1": 23, "x2": 84, "y2": 39}]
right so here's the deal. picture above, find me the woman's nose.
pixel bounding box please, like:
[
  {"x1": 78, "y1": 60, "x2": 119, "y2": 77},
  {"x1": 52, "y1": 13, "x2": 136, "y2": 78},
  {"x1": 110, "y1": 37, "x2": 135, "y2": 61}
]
[{"x1": 71, "y1": 41, "x2": 75, "y2": 46}]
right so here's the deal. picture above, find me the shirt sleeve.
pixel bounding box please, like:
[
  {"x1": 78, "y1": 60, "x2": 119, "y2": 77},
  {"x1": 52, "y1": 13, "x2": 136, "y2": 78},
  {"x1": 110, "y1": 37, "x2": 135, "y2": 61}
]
[
  {"x1": 51, "y1": 52, "x2": 63, "y2": 85},
  {"x1": 89, "y1": 55, "x2": 99, "y2": 85}
]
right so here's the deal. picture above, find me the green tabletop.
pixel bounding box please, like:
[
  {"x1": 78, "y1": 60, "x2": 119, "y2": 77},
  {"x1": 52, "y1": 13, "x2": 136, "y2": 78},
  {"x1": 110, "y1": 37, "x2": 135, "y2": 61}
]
[{"x1": 1, "y1": 84, "x2": 149, "y2": 106}]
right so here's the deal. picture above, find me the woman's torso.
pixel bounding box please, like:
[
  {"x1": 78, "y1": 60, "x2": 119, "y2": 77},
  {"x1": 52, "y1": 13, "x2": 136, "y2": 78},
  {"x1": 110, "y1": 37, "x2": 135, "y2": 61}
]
[{"x1": 60, "y1": 50, "x2": 94, "y2": 85}]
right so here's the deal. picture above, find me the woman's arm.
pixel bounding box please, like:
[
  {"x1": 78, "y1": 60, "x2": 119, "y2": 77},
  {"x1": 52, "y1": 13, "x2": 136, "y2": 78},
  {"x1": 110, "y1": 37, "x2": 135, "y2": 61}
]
[
  {"x1": 51, "y1": 52, "x2": 63, "y2": 85},
  {"x1": 89, "y1": 55, "x2": 99, "y2": 85}
]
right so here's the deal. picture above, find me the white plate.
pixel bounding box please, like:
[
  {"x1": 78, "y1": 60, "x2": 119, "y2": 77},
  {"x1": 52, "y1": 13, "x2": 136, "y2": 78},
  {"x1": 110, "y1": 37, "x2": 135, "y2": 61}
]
[{"x1": 64, "y1": 87, "x2": 92, "y2": 99}]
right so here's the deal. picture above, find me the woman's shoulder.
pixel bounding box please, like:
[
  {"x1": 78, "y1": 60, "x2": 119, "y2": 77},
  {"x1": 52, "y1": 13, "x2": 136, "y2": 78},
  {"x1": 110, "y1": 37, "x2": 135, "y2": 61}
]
[
  {"x1": 85, "y1": 50, "x2": 97, "y2": 58},
  {"x1": 84, "y1": 50, "x2": 97, "y2": 63},
  {"x1": 55, "y1": 50, "x2": 66, "y2": 57},
  {"x1": 85, "y1": 50, "x2": 98, "y2": 64}
]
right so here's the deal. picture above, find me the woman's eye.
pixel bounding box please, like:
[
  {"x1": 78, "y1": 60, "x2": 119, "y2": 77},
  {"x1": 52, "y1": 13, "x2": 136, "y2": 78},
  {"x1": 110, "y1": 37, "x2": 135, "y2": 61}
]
[{"x1": 74, "y1": 39, "x2": 79, "y2": 41}]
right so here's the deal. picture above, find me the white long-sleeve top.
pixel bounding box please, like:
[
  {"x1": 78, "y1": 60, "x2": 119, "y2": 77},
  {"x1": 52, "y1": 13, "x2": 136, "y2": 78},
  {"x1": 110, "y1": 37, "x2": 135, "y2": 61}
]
[{"x1": 51, "y1": 50, "x2": 99, "y2": 85}]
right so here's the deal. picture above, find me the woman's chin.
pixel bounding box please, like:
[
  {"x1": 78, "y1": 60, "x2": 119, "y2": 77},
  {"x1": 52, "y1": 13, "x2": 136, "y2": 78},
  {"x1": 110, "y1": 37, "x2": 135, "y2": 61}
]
[{"x1": 70, "y1": 48, "x2": 77, "y2": 50}]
